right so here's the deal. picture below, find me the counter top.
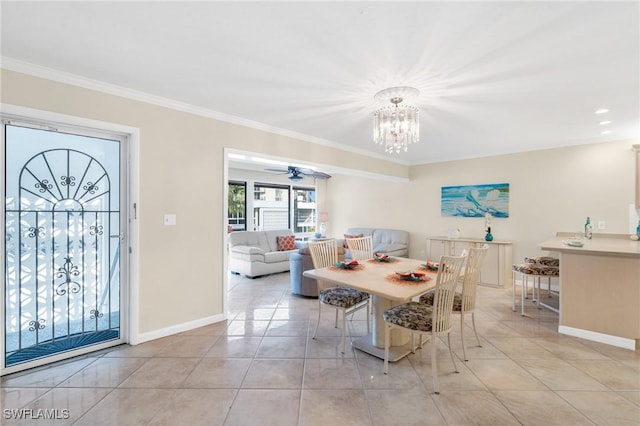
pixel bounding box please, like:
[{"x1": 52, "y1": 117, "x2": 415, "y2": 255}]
[{"x1": 539, "y1": 237, "x2": 640, "y2": 257}]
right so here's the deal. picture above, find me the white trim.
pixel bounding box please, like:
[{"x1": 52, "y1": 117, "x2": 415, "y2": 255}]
[
  {"x1": 133, "y1": 314, "x2": 227, "y2": 345},
  {"x1": 558, "y1": 325, "x2": 636, "y2": 351},
  {"x1": 2, "y1": 57, "x2": 408, "y2": 166},
  {"x1": 226, "y1": 148, "x2": 410, "y2": 184},
  {"x1": 0, "y1": 103, "x2": 141, "y2": 374}
]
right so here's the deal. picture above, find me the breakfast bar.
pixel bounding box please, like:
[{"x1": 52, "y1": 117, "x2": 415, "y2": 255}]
[{"x1": 538, "y1": 235, "x2": 640, "y2": 351}]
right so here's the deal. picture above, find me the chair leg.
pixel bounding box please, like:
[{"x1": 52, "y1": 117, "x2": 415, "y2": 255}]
[
  {"x1": 521, "y1": 275, "x2": 527, "y2": 316},
  {"x1": 383, "y1": 325, "x2": 391, "y2": 375},
  {"x1": 471, "y1": 312, "x2": 482, "y2": 348},
  {"x1": 460, "y1": 314, "x2": 468, "y2": 361},
  {"x1": 366, "y1": 301, "x2": 370, "y2": 334},
  {"x1": 432, "y1": 334, "x2": 440, "y2": 394},
  {"x1": 512, "y1": 271, "x2": 516, "y2": 312},
  {"x1": 334, "y1": 309, "x2": 338, "y2": 328},
  {"x1": 447, "y1": 333, "x2": 458, "y2": 373},
  {"x1": 341, "y1": 309, "x2": 347, "y2": 354},
  {"x1": 312, "y1": 300, "x2": 322, "y2": 339},
  {"x1": 548, "y1": 277, "x2": 552, "y2": 298}
]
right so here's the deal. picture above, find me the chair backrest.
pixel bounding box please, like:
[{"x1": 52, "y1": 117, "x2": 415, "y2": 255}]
[
  {"x1": 431, "y1": 254, "x2": 467, "y2": 334},
  {"x1": 346, "y1": 236, "x2": 374, "y2": 261},
  {"x1": 308, "y1": 239, "x2": 339, "y2": 292},
  {"x1": 308, "y1": 239, "x2": 339, "y2": 269},
  {"x1": 460, "y1": 245, "x2": 489, "y2": 313}
]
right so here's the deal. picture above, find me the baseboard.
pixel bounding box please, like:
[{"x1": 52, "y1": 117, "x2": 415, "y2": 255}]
[
  {"x1": 558, "y1": 325, "x2": 636, "y2": 351},
  {"x1": 130, "y1": 313, "x2": 227, "y2": 345}
]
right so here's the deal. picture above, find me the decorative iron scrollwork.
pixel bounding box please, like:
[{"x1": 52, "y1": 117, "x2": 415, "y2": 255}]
[
  {"x1": 60, "y1": 175, "x2": 76, "y2": 186},
  {"x1": 35, "y1": 179, "x2": 52, "y2": 193},
  {"x1": 55, "y1": 257, "x2": 82, "y2": 296},
  {"x1": 89, "y1": 225, "x2": 103, "y2": 236},
  {"x1": 89, "y1": 309, "x2": 104, "y2": 319},
  {"x1": 83, "y1": 182, "x2": 98, "y2": 194},
  {"x1": 27, "y1": 226, "x2": 45, "y2": 238},
  {"x1": 28, "y1": 319, "x2": 46, "y2": 331}
]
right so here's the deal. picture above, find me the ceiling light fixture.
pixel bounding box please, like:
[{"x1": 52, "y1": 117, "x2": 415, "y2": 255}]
[
  {"x1": 373, "y1": 86, "x2": 420, "y2": 154},
  {"x1": 595, "y1": 108, "x2": 609, "y2": 114},
  {"x1": 599, "y1": 120, "x2": 612, "y2": 125}
]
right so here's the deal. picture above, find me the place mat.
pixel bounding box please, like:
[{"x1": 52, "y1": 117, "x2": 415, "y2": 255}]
[
  {"x1": 328, "y1": 264, "x2": 364, "y2": 272},
  {"x1": 367, "y1": 258, "x2": 400, "y2": 264},
  {"x1": 385, "y1": 273, "x2": 432, "y2": 285}
]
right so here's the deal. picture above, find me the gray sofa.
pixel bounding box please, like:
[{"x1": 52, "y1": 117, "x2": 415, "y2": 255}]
[
  {"x1": 228, "y1": 230, "x2": 301, "y2": 278},
  {"x1": 341, "y1": 227, "x2": 409, "y2": 260},
  {"x1": 290, "y1": 244, "x2": 346, "y2": 297},
  {"x1": 289, "y1": 227, "x2": 409, "y2": 297}
]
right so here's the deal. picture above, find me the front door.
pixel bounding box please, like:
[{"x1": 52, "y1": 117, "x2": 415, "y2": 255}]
[{"x1": 3, "y1": 121, "x2": 127, "y2": 373}]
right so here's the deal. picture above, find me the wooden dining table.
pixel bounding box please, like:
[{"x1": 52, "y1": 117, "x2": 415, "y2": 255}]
[{"x1": 303, "y1": 257, "x2": 438, "y2": 361}]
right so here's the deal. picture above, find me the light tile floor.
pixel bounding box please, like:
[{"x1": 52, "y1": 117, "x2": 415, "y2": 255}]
[{"x1": 2, "y1": 272, "x2": 639, "y2": 425}]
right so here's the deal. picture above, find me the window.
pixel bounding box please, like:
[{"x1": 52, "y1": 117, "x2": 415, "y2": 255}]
[
  {"x1": 293, "y1": 187, "x2": 316, "y2": 236},
  {"x1": 253, "y1": 183, "x2": 290, "y2": 231},
  {"x1": 228, "y1": 181, "x2": 246, "y2": 231}
]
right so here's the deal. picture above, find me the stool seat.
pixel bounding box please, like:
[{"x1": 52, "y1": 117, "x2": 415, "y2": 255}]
[
  {"x1": 512, "y1": 263, "x2": 559, "y2": 316},
  {"x1": 524, "y1": 256, "x2": 559, "y2": 267},
  {"x1": 513, "y1": 263, "x2": 559, "y2": 276}
]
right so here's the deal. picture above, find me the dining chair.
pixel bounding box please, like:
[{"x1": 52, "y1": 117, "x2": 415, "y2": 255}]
[
  {"x1": 419, "y1": 245, "x2": 489, "y2": 361},
  {"x1": 308, "y1": 239, "x2": 370, "y2": 353},
  {"x1": 346, "y1": 235, "x2": 374, "y2": 261},
  {"x1": 382, "y1": 254, "x2": 466, "y2": 394}
]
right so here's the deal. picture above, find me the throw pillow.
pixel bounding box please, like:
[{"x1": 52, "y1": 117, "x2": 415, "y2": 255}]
[
  {"x1": 277, "y1": 235, "x2": 297, "y2": 251},
  {"x1": 343, "y1": 233, "x2": 364, "y2": 248}
]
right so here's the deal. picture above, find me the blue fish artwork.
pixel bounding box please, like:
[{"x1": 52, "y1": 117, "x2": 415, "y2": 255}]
[{"x1": 441, "y1": 183, "x2": 509, "y2": 218}]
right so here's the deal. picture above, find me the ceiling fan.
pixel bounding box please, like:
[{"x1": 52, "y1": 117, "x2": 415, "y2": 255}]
[{"x1": 264, "y1": 165, "x2": 331, "y2": 181}]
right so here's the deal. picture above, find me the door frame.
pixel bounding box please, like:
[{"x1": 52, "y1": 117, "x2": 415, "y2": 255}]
[{"x1": 0, "y1": 103, "x2": 140, "y2": 375}]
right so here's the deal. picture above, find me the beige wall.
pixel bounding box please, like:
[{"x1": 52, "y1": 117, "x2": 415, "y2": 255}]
[
  {"x1": 2, "y1": 69, "x2": 637, "y2": 341},
  {"x1": 326, "y1": 140, "x2": 637, "y2": 263}
]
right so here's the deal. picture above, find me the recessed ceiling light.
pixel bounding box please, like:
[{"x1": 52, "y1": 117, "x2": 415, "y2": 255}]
[
  {"x1": 599, "y1": 120, "x2": 612, "y2": 125},
  {"x1": 601, "y1": 130, "x2": 612, "y2": 135},
  {"x1": 595, "y1": 108, "x2": 609, "y2": 114}
]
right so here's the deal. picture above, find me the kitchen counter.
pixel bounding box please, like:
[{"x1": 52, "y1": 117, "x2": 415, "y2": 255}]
[{"x1": 538, "y1": 235, "x2": 640, "y2": 351}]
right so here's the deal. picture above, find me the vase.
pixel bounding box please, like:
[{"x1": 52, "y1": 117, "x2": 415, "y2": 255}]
[{"x1": 485, "y1": 230, "x2": 493, "y2": 242}]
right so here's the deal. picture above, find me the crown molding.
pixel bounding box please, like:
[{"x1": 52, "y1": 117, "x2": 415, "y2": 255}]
[{"x1": 1, "y1": 57, "x2": 408, "y2": 166}]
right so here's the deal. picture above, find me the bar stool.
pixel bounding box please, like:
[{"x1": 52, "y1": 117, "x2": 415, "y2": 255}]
[
  {"x1": 524, "y1": 256, "x2": 559, "y2": 304},
  {"x1": 512, "y1": 262, "x2": 559, "y2": 316}
]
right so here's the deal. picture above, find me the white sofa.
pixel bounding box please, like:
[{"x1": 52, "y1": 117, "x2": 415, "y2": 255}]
[{"x1": 228, "y1": 230, "x2": 301, "y2": 278}]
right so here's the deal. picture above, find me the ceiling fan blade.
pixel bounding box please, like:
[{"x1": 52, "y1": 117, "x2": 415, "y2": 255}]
[{"x1": 306, "y1": 171, "x2": 332, "y2": 179}]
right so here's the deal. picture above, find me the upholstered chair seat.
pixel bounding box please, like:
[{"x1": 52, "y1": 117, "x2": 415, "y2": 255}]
[
  {"x1": 319, "y1": 287, "x2": 369, "y2": 308},
  {"x1": 420, "y1": 291, "x2": 463, "y2": 312},
  {"x1": 382, "y1": 302, "x2": 434, "y2": 332}
]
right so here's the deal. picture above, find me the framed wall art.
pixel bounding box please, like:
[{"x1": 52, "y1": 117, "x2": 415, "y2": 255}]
[{"x1": 441, "y1": 183, "x2": 509, "y2": 218}]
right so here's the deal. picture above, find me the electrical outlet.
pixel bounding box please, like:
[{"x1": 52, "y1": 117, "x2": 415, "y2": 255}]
[{"x1": 598, "y1": 220, "x2": 605, "y2": 230}]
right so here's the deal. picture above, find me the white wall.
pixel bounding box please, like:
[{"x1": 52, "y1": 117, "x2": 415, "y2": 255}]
[{"x1": 326, "y1": 140, "x2": 637, "y2": 263}]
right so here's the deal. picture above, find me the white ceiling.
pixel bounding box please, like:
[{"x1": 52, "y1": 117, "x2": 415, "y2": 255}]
[{"x1": 1, "y1": 1, "x2": 638, "y2": 165}]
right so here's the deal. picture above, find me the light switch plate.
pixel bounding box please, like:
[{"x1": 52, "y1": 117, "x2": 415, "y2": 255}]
[{"x1": 164, "y1": 214, "x2": 176, "y2": 226}]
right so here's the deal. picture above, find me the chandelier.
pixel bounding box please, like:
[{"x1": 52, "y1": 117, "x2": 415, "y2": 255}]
[{"x1": 373, "y1": 87, "x2": 420, "y2": 154}]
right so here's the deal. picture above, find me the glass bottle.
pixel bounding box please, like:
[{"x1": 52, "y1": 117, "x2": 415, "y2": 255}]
[{"x1": 584, "y1": 217, "x2": 593, "y2": 240}]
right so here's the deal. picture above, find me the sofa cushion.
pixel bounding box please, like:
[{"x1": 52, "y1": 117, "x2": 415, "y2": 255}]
[
  {"x1": 277, "y1": 235, "x2": 297, "y2": 251},
  {"x1": 264, "y1": 230, "x2": 295, "y2": 252},
  {"x1": 374, "y1": 243, "x2": 406, "y2": 253},
  {"x1": 231, "y1": 245, "x2": 265, "y2": 255},
  {"x1": 265, "y1": 251, "x2": 290, "y2": 264}
]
